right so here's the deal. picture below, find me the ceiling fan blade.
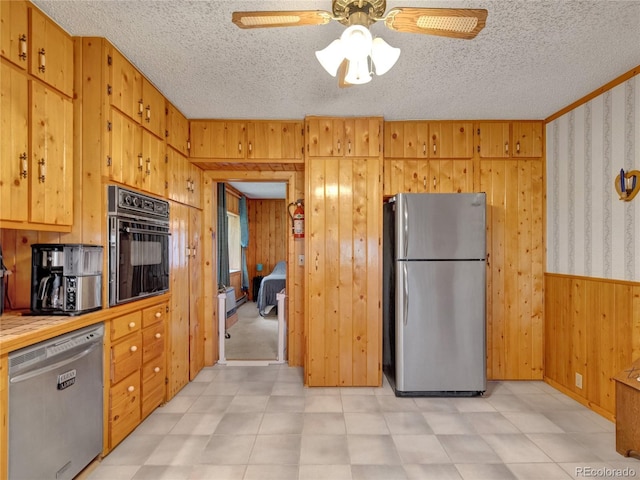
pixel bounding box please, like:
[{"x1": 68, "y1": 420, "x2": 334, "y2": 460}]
[
  {"x1": 232, "y1": 10, "x2": 332, "y2": 29},
  {"x1": 337, "y1": 60, "x2": 352, "y2": 88},
  {"x1": 384, "y1": 8, "x2": 488, "y2": 39}
]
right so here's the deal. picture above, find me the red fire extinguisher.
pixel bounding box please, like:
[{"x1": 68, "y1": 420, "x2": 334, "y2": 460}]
[{"x1": 288, "y1": 199, "x2": 304, "y2": 238}]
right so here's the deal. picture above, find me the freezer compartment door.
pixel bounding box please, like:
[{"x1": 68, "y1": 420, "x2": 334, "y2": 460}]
[
  {"x1": 396, "y1": 193, "x2": 486, "y2": 260},
  {"x1": 395, "y1": 260, "x2": 486, "y2": 393}
]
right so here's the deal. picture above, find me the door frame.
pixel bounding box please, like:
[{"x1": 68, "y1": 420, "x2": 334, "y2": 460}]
[{"x1": 202, "y1": 170, "x2": 302, "y2": 366}]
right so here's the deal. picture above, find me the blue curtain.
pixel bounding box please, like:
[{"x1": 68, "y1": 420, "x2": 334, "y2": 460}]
[
  {"x1": 239, "y1": 196, "x2": 249, "y2": 292},
  {"x1": 217, "y1": 183, "x2": 230, "y2": 289}
]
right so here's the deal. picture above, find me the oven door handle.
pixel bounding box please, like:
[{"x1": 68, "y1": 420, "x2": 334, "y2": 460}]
[{"x1": 122, "y1": 226, "x2": 171, "y2": 236}]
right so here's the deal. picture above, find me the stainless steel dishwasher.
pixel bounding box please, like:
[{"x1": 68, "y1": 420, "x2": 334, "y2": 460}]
[{"x1": 8, "y1": 323, "x2": 104, "y2": 480}]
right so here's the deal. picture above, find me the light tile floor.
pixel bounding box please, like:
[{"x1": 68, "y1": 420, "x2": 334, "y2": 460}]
[{"x1": 88, "y1": 365, "x2": 639, "y2": 480}]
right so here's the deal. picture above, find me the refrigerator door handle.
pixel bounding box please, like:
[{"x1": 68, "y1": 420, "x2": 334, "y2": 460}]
[
  {"x1": 403, "y1": 263, "x2": 409, "y2": 326},
  {"x1": 402, "y1": 195, "x2": 409, "y2": 259}
]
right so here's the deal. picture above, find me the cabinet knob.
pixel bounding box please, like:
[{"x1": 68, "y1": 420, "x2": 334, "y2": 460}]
[
  {"x1": 130, "y1": 345, "x2": 138, "y2": 352},
  {"x1": 127, "y1": 386, "x2": 135, "y2": 393},
  {"x1": 155, "y1": 333, "x2": 162, "y2": 339},
  {"x1": 154, "y1": 367, "x2": 160, "y2": 373},
  {"x1": 129, "y1": 322, "x2": 136, "y2": 328},
  {"x1": 155, "y1": 312, "x2": 161, "y2": 318},
  {"x1": 20, "y1": 153, "x2": 28, "y2": 179}
]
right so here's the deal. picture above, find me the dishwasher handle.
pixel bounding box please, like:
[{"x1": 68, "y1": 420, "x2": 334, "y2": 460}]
[{"x1": 9, "y1": 342, "x2": 101, "y2": 384}]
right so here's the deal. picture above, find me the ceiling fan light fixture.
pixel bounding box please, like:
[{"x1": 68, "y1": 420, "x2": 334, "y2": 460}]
[
  {"x1": 343, "y1": 59, "x2": 372, "y2": 84},
  {"x1": 315, "y1": 38, "x2": 346, "y2": 76},
  {"x1": 340, "y1": 24, "x2": 373, "y2": 61},
  {"x1": 370, "y1": 37, "x2": 400, "y2": 76}
]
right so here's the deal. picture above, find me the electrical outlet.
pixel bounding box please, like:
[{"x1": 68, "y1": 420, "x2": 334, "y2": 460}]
[
  {"x1": 575, "y1": 372, "x2": 583, "y2": 389},
  {"x1": 298, "y1": 255, "x2": 304, "y2": 266}
]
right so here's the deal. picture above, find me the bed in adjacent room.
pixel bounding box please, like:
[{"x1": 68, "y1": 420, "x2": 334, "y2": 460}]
[{"x1": 256, "y1": 261, "x2": 286, "y2": 316}]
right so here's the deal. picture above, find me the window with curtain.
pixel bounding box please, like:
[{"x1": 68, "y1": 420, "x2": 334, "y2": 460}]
[{"x1": 227, "y1": 212, "x2": 241, "y2": 271}]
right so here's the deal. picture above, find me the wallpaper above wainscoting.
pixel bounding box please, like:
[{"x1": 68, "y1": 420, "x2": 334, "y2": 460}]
[{"x1": 547, "y1": 74, "x2": 640, "y2": 281}]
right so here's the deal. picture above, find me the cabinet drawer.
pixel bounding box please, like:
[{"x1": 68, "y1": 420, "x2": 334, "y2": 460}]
[
  {"x1": 110, "y1": 371, "x2": 141, "y2": 447},
  {"x1": 142, "y1": 354, "x2": 165, "y2": 418},
  {"x1": 111, "y1": 311, "x2": 142, "y2": 341},
  {"x1": 142, "y1": 323, "x2": 165, "y2": 363},
  {"x1": 111, "y1": 332, "x2": 142, "y2": 384},
  {"x1": 142, "y1": 303, "x2": 165, "y2": 328}
]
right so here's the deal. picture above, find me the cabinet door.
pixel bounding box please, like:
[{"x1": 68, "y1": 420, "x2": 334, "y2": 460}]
[
  {"x1": 344, "y1": 117, "x2": 381, "y2": 157},
  {"x1": 109, "y1": 46, "x2": 143, "y2": 122},
  {"x1": 190, "y1": 120, "x2": 246, "y2": 159},
  {"x1": 140, "y1": 128, "x2": 166, "y2": 196},
  {"x1": 187, "y1": 163, "x2": 202, "y2": 209},
  {"x1": 30, "y1": 81, "x2": 73, "y2": 226},
  {"x1": 166, "y1": 148, "x2": 187, "y2": 204},
  {"x1": 427, "y1": 159, "x2": 474, "y2": 193},
  {"x1": 306, "y1": 156, "x2": 382, "y2": 386},
  {"x1": 306, "y1": 117, "x2": 344, "y2": 157},
  {"x1": 141, "y1": 78, "x2": 165, "y2": 139},
  {"x1": 29, "y1": 7, "x2": 73, "y2": 97},
  {"x1": 477, "y1": 122, "x2": 510, "y2": 158},
  {"x1": 512, "y1": 122, "x2": 543, "y2": 157},
  {"x1": 189, "y1": 208, "x2": 204, "y2": 379},
  {"x1": 480, "y1": 159, "x2": 544, "y2": 380},
  {"x1": 0, "y1": 63, "x2": 28, "y2": 222},
  {"x1": 247, "y1": 121, "x2": 303, "y2": 160},
  {"x1": 166, "y1": 102, "x2": 190, "y2": 156},
  {"x1": 430, "y1": 122, "x2": 473, "y2": 159},
  {"x1": 168, "y1": 202, "x2": 190, "y2": 398},
  {"x1": 383, "y1": 121, "x2": 429, "y2": 158},
  {"x1": 1, "y1": 0, "x2": 28, "y2": 69},
  {"x1": 110, "y1": 108, "x2": 142, "y2": 186}
]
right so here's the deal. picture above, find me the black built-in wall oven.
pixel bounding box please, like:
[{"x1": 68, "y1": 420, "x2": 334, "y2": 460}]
[{"x1": 107, "y1": 185, "x2": 170, "y2": 306}]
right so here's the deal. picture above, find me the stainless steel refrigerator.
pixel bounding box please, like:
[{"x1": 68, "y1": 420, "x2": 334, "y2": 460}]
[{"x1": 383, "y1": 193, "x2": 486, "y2": 396}]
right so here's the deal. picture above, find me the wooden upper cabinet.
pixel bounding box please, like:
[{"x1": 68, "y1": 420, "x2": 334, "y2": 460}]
[
  {"x1": 477, "y1": 122, "x2": 510, "y2": 158},
  {"x1": 344, "y1": 117, "x2": 381, "y2": 157},
  {"x1": 384, "y1": 121, "x2": 473, "y2": 159},
  {"x1": 30, "y1": 81, "x2": 73, "y2": 226},
  {"x1": 29, "y1": 6, "x2": 73, "y2": 97},
  {"x1": 109, "y1": 108, "x2": 141, "y2": 185},
  {"x1": 1, "y1": 0, "x2": 28, "y2": 69},
  {"x1": 430, "y1": 122, "x2": 473, "y2": 158},
  {"x1": 190, "y1": 120, "x2": 246, "y2": 159},
  {"x1": 140, "y1": 129, "x2": 166, "y2": 196},
  {"x1": 512, "y1": 121, "x2": 543, "y2": 157},
  {"x1": 165, "y1": 101, "x2": 190, "y2": 156},
  {"x1": 307, "y1": 116, "x2": 381, "y2": 157},
  {"x1": 141, "y1": 78, "x2": 165, "y2": 139},
  {"x1": 246, "y1": 121, "x2": 303, "y2": 160},
  {"x1": 109, "y1": 46, "x2": 143, "y2": 122},
  {"x1": 0, "y1": 62, "x2": 29, "y2": 222},
  {"x1": 477, "y1": 121, "x2": 543, "y2": 158},
  {"x1": 108, "y1": 46, "x2": 166, "y2": 139},
  {"x1": 384, "y1": 121, "x2": 429, "y2": 158}
]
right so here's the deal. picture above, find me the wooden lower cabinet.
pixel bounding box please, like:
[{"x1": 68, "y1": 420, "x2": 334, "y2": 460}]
[{"x1": 107, "y1": 301, "x2": 167, "y2": 451}]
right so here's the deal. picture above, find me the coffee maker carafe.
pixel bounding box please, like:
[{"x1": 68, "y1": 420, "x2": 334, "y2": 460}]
[{"x1": 31, "y1": 244, "x2": 103, "y2": 315}]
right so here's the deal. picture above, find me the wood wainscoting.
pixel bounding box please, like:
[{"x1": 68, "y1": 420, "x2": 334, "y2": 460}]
[{"x1": 545, "y1": 273, "x2": 640, "y2": 419}]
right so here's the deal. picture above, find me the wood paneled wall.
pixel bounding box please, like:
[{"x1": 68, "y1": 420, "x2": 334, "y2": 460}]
[
  {"x1": 545, "y1": 274, "x2": 640, "y2": 419},
  {"x1": 247, "y1": 199, "x2": 287, "y2": 283}
]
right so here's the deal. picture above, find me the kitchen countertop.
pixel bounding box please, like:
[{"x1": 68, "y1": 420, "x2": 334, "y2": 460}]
[{"x1": 0, "y1": 294, "x2": 171, "y2": 356}]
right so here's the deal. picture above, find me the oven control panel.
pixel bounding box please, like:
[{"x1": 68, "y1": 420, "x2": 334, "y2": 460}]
[{"x1": 107, "y1": 185, "x2": 170, "y2": 221}]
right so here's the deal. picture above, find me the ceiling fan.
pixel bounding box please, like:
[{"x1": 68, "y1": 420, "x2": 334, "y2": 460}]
[{"x1": 232, "y1": 0, "x2": 488, "y2": 87}]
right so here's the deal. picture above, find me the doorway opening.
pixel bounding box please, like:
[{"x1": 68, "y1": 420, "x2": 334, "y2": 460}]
[{"x1": 209, "y1": 177, "x2": 292, "y2": 366}]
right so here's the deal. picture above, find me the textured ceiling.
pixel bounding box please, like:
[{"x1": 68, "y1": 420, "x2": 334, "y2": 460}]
[{"x1": 33, "y1": 0, "x2": 640, "y2": 121}]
